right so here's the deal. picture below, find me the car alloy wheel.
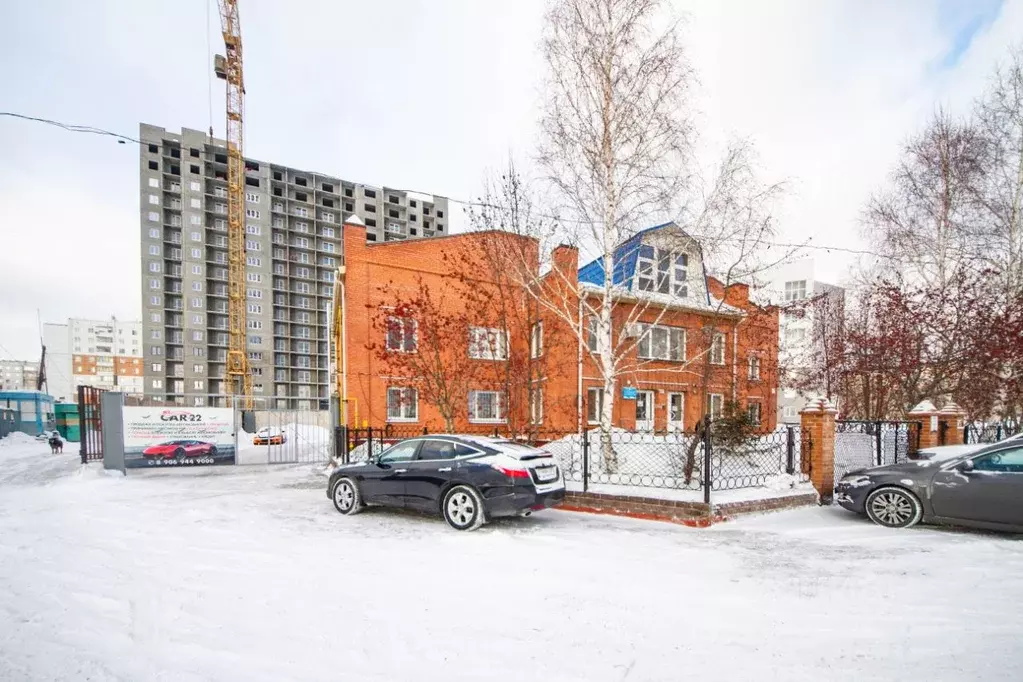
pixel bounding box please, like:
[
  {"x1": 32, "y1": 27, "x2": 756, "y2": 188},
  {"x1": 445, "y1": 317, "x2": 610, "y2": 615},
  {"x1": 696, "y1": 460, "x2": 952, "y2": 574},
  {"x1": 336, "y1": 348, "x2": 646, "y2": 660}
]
[
  {"x1": 865, "y1": 486, "x2": 922, "y2": 529},
  {"x1": 443, "y1": 485, "x2": 485, "y2": 531},
  {"x1": 208, "y1": 446, "x2": 218, "y2": 457},
  {"x1": 332, "y1": 477, "x2": 362, "y2": 515},
  {"x1": 174, "y1": 448, "x2": 186, "y2": 461}
]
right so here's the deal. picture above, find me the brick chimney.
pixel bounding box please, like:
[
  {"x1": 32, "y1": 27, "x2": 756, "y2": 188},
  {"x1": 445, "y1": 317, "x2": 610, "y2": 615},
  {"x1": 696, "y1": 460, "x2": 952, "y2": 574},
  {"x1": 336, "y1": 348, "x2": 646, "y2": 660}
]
[{"x1": 551, "y1": 244, "x2": 578, "y2": 281}]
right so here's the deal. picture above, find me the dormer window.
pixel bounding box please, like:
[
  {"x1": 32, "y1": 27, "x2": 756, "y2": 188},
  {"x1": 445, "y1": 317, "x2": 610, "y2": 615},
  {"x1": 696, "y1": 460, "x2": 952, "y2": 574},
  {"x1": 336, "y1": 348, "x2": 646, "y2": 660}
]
[{"x1": 637, "y1": 245, "x2": 688, "y2": 297}]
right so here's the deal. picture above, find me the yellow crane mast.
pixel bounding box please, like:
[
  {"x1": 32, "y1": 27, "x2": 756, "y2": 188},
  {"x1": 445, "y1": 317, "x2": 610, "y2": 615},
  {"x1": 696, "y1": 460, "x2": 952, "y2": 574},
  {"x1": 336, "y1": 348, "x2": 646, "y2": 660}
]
[{"x1": 214, "y1": 0, "x2": 252, "y2": 407}]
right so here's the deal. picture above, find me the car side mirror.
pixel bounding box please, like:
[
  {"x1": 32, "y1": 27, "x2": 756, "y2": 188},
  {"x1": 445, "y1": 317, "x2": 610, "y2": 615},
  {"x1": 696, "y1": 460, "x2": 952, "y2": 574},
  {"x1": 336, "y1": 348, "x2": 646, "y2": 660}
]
[{"x1": 957, "y1": 459, "x2": 975, "y2": 473}]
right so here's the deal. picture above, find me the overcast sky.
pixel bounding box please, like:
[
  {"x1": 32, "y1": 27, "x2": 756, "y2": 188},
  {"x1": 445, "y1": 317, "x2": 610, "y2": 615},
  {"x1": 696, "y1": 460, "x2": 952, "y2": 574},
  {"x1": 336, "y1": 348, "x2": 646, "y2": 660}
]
[{"x1": 0, "y1": 0, "x2": 1020, "y2": 360}]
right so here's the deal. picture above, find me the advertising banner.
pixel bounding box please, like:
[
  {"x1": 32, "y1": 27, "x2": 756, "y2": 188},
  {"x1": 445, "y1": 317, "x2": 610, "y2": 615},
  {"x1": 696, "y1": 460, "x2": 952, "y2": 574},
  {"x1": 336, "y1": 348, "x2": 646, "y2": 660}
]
[{"x1": 122, "y1": 407, "x2": 236, "y2": 468}]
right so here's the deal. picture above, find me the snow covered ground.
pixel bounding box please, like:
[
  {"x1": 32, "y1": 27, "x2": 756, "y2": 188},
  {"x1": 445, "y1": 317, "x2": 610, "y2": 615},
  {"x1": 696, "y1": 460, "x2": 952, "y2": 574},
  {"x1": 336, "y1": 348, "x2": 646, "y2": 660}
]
[{"x1": 2, "y1": 434, "x2": 1022, "y2": 681}]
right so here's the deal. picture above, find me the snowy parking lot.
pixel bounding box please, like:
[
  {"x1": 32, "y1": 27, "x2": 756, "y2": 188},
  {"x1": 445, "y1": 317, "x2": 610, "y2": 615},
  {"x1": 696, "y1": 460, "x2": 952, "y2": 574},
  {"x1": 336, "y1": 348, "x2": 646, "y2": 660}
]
[{"x1": 2, "y1": 434, "x2": 1022, "y2": 682}]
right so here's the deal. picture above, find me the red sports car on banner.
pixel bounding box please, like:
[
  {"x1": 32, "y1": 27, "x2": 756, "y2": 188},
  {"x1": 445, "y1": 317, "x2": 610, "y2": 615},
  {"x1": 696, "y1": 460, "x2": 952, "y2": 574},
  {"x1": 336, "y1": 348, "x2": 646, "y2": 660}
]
[{"x1": 142, "y1": 440, "x2": 219, "y2": 460}]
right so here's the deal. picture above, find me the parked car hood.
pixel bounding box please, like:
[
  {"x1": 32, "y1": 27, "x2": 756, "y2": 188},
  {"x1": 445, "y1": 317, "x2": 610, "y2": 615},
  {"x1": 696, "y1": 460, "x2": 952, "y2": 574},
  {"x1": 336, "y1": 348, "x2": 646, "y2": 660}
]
[{"x1": 845, "y1": 459, "x2": 954, "y2": 478}]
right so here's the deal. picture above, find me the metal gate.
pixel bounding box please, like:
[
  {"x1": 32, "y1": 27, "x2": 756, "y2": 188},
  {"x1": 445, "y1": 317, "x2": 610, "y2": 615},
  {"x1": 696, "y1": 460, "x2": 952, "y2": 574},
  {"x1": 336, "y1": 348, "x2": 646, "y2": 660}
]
[
  {"x1": 78, "y1": 385, "x2": 106, "y2": 463},
  {"x1": 965, "y1": 421, "x2": 1021, "y2": 444},
  {"x1": 246, "y1": 409, "x2": 334, "y2": 464},
  {"x1": 834, "y1": 420, "x2": 919, "y2": 486}
]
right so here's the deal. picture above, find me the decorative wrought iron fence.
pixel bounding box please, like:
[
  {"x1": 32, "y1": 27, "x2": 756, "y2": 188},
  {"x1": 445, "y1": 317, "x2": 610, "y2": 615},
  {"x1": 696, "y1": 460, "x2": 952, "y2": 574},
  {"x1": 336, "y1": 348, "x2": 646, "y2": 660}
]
[
  {"x1": 964, "y1": 421, "x2": 1020, "y2": 444},
  {"x1": 333, "y1": 423, "x2": 809, "y2": 502}
]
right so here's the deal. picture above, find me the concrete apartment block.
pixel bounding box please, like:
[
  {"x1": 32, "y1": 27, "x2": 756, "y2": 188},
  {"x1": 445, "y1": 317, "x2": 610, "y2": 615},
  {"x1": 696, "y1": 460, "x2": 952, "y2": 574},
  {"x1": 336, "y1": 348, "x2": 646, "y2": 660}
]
[
  {"x1": 43, "y1": 318, "x2": 144, "y2": 401},
  {"x1": 138, "y1": 124, "x2": 449, "y2": 408}
]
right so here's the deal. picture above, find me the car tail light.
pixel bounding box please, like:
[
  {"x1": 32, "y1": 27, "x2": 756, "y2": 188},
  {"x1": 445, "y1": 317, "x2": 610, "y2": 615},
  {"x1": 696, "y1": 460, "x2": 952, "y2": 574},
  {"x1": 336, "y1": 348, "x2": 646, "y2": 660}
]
[{"x1": 492, "y1": 464, "x2": 530, "y2": 479}]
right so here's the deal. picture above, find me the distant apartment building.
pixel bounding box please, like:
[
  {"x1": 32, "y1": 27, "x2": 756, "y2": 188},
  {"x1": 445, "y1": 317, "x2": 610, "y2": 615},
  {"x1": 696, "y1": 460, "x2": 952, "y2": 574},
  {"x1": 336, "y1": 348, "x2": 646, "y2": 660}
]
[
  {"x1": 0, "y1": 360, "x2": 39, "y2": 392},
  {"x1": 757, "y1": 258, "x2": 845, "y2": 424},
  {"x1": 139, "y1": 124, "x2": 450, "y2": 408},
  {"x1": 43, "y1": 318, "x2": 144, "y2": 401}
]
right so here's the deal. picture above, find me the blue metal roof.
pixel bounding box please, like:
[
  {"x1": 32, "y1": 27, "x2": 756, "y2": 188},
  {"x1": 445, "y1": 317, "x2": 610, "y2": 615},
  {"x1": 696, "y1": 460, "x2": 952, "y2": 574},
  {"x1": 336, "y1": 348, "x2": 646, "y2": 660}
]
[{"x1": 577, "y1": 222, "x2": 677, "y2": 288}]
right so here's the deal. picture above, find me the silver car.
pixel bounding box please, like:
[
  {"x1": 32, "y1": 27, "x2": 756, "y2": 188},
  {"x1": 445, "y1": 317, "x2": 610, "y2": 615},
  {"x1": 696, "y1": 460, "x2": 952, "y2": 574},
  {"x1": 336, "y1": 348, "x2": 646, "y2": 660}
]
[{"x1": 836, "y1": 439, "x2": 1023, "y2": 532}]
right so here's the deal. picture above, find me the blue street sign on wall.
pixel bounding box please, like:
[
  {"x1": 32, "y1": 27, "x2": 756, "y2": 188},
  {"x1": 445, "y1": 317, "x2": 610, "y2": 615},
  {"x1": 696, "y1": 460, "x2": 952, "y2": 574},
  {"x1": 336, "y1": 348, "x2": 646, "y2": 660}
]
[{"x1": 622, "y1": 386, "x2": 638, "y2": 400}]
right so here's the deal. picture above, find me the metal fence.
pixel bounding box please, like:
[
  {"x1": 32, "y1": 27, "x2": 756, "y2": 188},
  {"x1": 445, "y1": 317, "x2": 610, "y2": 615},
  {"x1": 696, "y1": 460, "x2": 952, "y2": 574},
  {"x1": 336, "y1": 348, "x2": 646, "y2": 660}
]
[
  {"x1": 334, "y1": 422, "x2": 810, "y2": 503},
  {"x1": 241, "y1": 409, "x2": 334, "y2": 464},
  {"x1": 834, "y1": 420, "x2": 919, "y2": 486},
  {"x1": 964, "y1": 421, "x2": 1020, "y2": 444},
  {"x1": 78, "y1": 385, "x2": 106, "y2": 464}
]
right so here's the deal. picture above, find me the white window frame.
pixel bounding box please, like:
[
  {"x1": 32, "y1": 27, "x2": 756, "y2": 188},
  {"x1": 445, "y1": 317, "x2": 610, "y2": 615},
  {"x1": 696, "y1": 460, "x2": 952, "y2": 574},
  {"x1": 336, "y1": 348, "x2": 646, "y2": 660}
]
[
  {"x1": 586, "y1": 387, "x2": 604, "y2": 425},
  {"x1": 637, "y1": 324, "x2": 685, "y2": 361},
  {"x1": 245, "y1": 192, "x2": 260, "y2": 204},
  {"x1": 245, "y1": 208, "x2": 260, "y2": 219},
  {"x1": 468, "y1": 327, "x2": 508, "y2": 361},
  {"x1": 710, "y1": 333, "x2": 726, "y2": 365},
  {"x1": 636, "y1": 245, "x2": 689, "y2": 297},
  {"x1": 530, "y1": 321, "x2": 543, "y2": 359},
  {"x1": 784, "y1": 280, "x2": 807, "y2": 302},
  {"x1": 668, "y1": 392, "x2": 685, "y2": 431},
  {"x1": 148, "y1": 178, "x2": 159, "y2": 188},
  {"x1": 708, "y1": 393, "x2": 725, "y2": 420},
  {"x1": 385, "y1": 316, "x2": 418, "y2": 353},
  {"x1": 586, "y1": 316, "x2": 598, "y2": 353},
  {"x1": 468, "y1": 390, "x2": 506, "y2": 424},
  {"x1": 746, "y1": 400, "x2": 762, "y2": 427},
  {"x1": 748, "y1": 356, "x2": 761, "y2": 381},
  {"x1": 530, "y1": 385, "x2": 543, "y2": 425},
  {"x1": 148, "y1": 211, "x2": 160, "y2": 222}
]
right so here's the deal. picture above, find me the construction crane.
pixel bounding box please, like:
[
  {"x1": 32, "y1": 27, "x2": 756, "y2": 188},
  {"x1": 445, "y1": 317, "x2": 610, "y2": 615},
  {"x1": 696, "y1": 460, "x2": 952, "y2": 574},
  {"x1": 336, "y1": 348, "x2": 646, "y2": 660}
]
[{"x1": 213, "y1": 0, "x2": 252, "y2": 408}]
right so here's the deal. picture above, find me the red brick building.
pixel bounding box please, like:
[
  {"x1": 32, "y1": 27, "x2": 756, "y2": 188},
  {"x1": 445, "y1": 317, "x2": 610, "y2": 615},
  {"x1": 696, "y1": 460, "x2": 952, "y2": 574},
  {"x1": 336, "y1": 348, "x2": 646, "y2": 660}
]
[{"x1": 339, "y1": 219, "x2": 778, "y2": 434}]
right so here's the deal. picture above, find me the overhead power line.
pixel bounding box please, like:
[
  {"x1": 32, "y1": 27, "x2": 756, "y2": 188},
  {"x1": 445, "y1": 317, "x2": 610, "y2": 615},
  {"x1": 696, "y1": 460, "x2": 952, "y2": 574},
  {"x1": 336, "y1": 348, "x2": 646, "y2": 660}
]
[{"x1": 1, "y1": 110, "x2": 894, "y2": 261}]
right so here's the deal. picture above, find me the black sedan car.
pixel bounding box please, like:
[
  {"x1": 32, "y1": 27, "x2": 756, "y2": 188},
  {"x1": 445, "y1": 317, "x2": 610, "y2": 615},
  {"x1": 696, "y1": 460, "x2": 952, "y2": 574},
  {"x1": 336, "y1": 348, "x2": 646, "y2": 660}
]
[
  {"x1": 326, "y1": 435, "x2": 565, "y2": 531},
  {"x1": 836, "y1": 439, "x2": 1023, "y2": 531}
]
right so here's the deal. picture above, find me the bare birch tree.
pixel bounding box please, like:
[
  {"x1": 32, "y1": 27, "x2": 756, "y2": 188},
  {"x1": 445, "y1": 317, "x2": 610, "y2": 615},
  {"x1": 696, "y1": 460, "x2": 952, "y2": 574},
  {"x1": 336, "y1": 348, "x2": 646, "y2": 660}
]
[
  {"x1": 506, "y1": 0, "x2": 788, "y2": 472},
  {"x1": 972, "y1": 46, "x2": 1023, "y2": 294},
  {"x1": 537, "y1": 0, "x2": 691, "y2": 461},
  {"x1": 864, "y1": 107, "x2": 985, "y2": 289}
]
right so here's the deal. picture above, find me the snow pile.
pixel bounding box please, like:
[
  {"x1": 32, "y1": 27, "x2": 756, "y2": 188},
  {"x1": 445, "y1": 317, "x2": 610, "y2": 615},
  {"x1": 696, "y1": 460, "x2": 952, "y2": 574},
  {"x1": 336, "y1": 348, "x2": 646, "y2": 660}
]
[
  {"x1": 546, "y1": 427, "x2": 795, "y2": 489},
  {"x1": 761, "y1": 473, "x2": 812, "y2": 492},
  {"x1": 0, "y1": 431, "x2": 37, "y2": 449}
]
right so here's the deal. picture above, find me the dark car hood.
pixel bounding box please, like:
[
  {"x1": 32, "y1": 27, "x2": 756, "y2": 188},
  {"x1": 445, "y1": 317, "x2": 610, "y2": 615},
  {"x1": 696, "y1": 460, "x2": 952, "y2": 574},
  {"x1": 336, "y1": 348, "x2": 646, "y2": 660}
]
[{"x1": 845, "y1": 459, "x2": 950, "y2": 477}]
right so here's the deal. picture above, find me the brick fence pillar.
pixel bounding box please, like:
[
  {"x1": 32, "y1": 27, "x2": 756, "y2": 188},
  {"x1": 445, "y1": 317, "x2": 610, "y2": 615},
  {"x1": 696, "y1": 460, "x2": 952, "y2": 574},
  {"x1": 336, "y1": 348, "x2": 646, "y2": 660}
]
[
  {"x1": 800, "y1": 396, "x2": 838, "y2": 503},
  {"x1": 938, "y1": 401, "x2": 965, "y2": 446},
  {"x1": 908, "y1": 400, "x2": 940, "y2": 449}
]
